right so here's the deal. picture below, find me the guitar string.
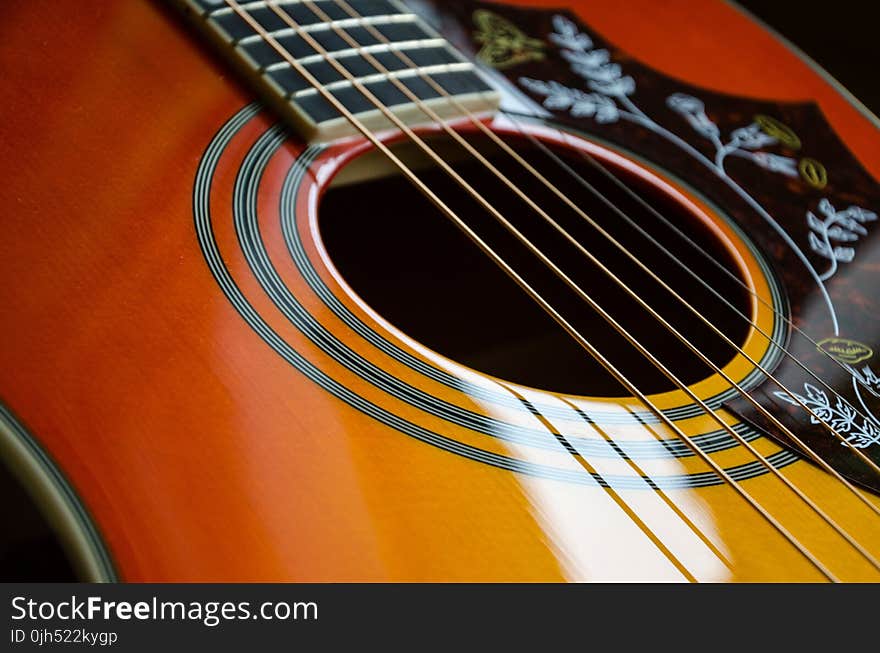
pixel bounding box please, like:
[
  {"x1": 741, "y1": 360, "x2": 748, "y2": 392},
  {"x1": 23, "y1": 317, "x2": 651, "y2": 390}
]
[
  {"x1": 353, "y1": 0, "x2": 880, "y2": 479},
  {"x1": 486, "y1": 113, "x2": 880, "y2": 518},
  {"x1": 240, "y1": 1, "x2": 714, "y2": 582},
  {"x1": 262, "y1": 0, "x2": 880, "y2": 564},
  {"x1": 503, "y1": 383, "x2": 701, "y2": 582},
  {"x1": 496, "y1": 116, "x2": 880, "y2": 481},
  {"x1": 249, "y1": 0, "x2": 880, "y2": 577},
  {"x1": 321, "y1": 0, "x2": 880, "y2": 491},
  {"x1": 224, "y1": 0, "x2": 843, "y2": 579},
  {"x1": 552, "y1": 394, "x2": 736, "y2": 572},
  {"x1": 230, "y1": 6, "x2": 720, "y2": 584},
  {"x1": 513, "y1": 114, "x2": 880, "y2": 436}
]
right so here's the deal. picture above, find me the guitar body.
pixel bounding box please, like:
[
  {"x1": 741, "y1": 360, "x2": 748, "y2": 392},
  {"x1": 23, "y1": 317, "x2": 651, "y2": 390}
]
[{"x1": 2, "y1": 0, "x2": 880, "y2": 582}]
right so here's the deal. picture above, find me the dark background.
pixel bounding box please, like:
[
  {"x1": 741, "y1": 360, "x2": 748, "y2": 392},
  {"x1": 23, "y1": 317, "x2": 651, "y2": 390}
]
[
  {"x1": 735, "y1": 0, "x2": 879, "y2": 113},
  {"x1": 1, "y1": 0, "x2": 878, "y2": 581}
]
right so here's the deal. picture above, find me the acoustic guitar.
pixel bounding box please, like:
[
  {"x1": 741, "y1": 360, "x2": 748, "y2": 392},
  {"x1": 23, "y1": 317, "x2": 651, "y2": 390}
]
[{"x1": 2, "y1": 0, "x2": 880, "y2": 582}]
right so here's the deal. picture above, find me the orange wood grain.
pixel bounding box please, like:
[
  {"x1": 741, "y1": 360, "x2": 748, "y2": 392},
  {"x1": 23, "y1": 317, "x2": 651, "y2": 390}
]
[{"x1": 1, "y1": 0, "x2": 878, "y2": 581}]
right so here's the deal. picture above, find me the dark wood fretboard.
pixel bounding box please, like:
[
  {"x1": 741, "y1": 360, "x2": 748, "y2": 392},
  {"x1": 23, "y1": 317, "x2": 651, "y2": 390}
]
[{"x1": 177, "y1": 0, "x2": 500, "y2": 141}]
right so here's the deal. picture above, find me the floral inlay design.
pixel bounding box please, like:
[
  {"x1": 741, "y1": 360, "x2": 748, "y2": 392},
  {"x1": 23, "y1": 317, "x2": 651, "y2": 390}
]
[
  {"x1": 804, "y1": 199, "x2": 877, "y2": 281},
  {"x1": 473, "y1": 9, "x2": 546, "y2": 69},
  {"x1": 519, "y1": 16, "x2": 633, "y2": 125},
  {"x1": 774, "y1": 384, "x2": 880, "y2": 449},
  {"x1": 850, "y1": 365, "x2": 880, "y2": 399},
  {"x1": 515, "y1": 12, "x2": 880, "y2": 449}
]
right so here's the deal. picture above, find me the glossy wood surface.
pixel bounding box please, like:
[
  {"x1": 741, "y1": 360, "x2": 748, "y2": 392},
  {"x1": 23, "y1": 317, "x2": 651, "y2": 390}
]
[{"x1": 1, "y1": 0, "x2": 879, "y2": 581}]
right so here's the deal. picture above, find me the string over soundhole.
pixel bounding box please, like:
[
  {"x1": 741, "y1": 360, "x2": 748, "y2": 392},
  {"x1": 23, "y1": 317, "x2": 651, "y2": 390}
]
[{"x1": 319, "y1": 131, "x2": 757, "y2": 397}]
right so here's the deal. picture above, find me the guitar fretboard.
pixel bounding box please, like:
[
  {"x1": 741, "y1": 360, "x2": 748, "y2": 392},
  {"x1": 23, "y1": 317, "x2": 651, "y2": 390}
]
[{"x1": 179, "y1": 0, "x2": 500, "y2": 141}]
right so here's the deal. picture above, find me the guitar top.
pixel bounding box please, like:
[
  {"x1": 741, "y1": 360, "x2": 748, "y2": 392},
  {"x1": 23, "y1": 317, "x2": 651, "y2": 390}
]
[{"x1": 1, "y1": 0, "x2": 880, "y2": 582}]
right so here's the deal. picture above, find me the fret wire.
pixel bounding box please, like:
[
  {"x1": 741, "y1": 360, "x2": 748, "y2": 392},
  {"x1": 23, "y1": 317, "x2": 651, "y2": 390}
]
[
  {"x1": 265, "y1": 37, "x2": 448, "y2": 68},
  {"x1": 208, "y1": 0, "x2": 343, "y2": 14},
  {"x1": 234, "y1": 13, "x2": 418, "y2": 44},
  {"x1": 289, "y1": 62, "x2": 474, "y2": 98}
]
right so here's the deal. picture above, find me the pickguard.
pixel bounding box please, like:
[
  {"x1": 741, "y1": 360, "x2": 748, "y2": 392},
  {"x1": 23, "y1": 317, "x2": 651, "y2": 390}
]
[{"x1": 421, "y1": 1, "x2": 880, "y2": 491}]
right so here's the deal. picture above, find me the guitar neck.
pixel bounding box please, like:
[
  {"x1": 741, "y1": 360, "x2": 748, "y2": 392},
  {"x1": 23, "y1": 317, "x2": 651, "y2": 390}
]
[{"x1": 175, "y1": 0, "x2": 500, "y2": 141}]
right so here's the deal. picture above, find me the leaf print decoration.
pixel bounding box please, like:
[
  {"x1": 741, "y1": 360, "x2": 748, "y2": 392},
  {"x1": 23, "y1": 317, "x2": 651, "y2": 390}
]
[
  {"x1": 473, "y1": 10, "x2": 546, "y2": 69},
  {"x1": 774, "y1": 384, "x2": 880, "y2": 449},
  {"x1": 806, "y1": 199, "x2": 877, "y2": 280}
]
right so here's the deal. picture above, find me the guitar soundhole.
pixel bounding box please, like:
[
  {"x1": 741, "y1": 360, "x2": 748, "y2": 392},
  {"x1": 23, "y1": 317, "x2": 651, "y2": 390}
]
[{"x1": 319, "y1": 133, "x2": 754, "y2": 397}]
